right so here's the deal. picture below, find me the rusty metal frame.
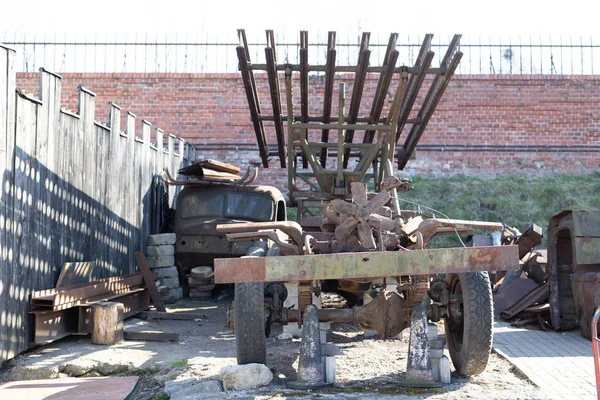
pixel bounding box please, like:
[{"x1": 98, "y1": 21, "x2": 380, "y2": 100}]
[
  {"x1": 214, "y1": 245, "x2": 519, "y2": 284},
  {"x1": 236, "y1": 29, "x2": 462, "y2": 207}
]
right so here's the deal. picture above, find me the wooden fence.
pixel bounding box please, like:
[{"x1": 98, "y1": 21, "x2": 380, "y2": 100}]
[{"x1": 0, "y1": 44, "x2": 194, "y2": 362}]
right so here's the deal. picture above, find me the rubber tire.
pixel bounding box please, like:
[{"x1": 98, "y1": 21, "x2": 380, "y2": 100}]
[
  {"x1": 445, "y1": 272, "x2": 493, "y2": 376},
  {"x1": 234, "y1": 282, "x2": 266, "y2": 365}
]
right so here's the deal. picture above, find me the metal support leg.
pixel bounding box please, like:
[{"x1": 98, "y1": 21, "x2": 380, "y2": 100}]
[
  {"x1": 400, "y1": 297, "x2": 441, "y2": 388},
  {"x1": 286, "y1": 304, "x2": 333, "y2": 389}
]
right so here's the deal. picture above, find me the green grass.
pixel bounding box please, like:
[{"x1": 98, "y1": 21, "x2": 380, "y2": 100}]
[
  {"x1": 399, "y1": 173, "x2": 600, "y2": 247},
  {"x1": 153, "y1": 394, "x2": 170, "y2": 400},
  {"x1": 170, "y1": 359, "x2": 188, "y2": 369},
  {"x1": 286, "y1": 173, "x2": 600, "y2": 248}
]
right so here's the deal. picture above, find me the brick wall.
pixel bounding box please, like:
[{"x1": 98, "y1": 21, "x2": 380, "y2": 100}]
[{"x1": 16, "y1": 73, "x2": 600, "y2": 186}]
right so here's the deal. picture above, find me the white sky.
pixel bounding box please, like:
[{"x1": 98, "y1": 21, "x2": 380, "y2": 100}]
[{"x1": 2, "y1": 0, "x2": 600, "y2": 39}]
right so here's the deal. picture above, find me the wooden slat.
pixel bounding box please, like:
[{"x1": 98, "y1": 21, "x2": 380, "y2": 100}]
[{"x1": 135, "y1": 252, "x2": 166, "y2": 312}]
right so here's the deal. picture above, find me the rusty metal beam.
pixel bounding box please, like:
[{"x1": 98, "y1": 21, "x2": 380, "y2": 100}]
[
  {"x1": 343, "y1": 33, "x2": 371, "y2": 168},
  {"x1": 398, "y1": 35, "x2": 462, "y2": 169},
  {"x1": 214, "y1": 245, "x2": 519, "y2": 283},
  {"x1": 395, "y1": 35, "x2": 434, "y2": 143},
  {"x1": 364, "y1": 33, "x2": 399, "y2": 145},
  {"x1": 236, "y1": 29, "x2": 269, "y2": 167},
  {"x1": 249, "y1": 64, "x2": 445, "y2": 75},
  {"x1": 264, "y1": 30, "x2": 286, "y2": 168},
  {"x1": 319, "y1": 32, "x2": 336, "y2": 167},
  {"x1": 300, "y1": 31, "x2": 309, "y2": 169}
]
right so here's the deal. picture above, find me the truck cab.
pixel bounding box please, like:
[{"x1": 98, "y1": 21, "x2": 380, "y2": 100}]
[{"x1": 174, "y1": 184, "x2": 286, "y2": 269}]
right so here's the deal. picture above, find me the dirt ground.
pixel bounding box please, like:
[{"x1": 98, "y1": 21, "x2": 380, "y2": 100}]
[{"x1": 1, "y1": 293, "x2": 558, "y2": 400}]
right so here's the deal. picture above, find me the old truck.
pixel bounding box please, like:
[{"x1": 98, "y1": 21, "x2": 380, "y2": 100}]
[{"x1": 213, "y1": 30, "x2": 520, "y2": 377}]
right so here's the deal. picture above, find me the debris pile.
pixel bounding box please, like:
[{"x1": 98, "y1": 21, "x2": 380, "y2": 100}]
[
  {"x1": 29, "y1": 271, "x2": 151, "y2": 345},
  {"x1": 147, "y1": 233, "x2": 183, "y2": 304}
]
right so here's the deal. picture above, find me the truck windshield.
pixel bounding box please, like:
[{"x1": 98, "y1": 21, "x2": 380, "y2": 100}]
[
  {"x1": 225, "y1": 193, "x2": 273, "y2": 221},
  {"x1": 179, "y1": 191, "x2": 273, "y2": 222}
]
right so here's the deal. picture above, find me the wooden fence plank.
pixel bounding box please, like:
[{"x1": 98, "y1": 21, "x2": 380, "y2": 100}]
[{"x1": 0, "y1": 55, "x2": 185, "y2": 363}]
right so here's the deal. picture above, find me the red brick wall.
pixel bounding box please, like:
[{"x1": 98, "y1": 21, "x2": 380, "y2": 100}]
[{"x1": 16, "y1": 72, "x2": 600, "y2": 186}]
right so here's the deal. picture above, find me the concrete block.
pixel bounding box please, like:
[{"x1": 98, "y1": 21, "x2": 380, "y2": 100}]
[
  {"x1": 153, "y1": 266, "x2": 179, "y2": 279},
  {"x1": 147, "y1": 233, "x2": 177, "y2": 246},
  {"x1": 440, "y1": 355, "x2": 451, "y2": 384},
  {"x1": 162, "y1": 287, "x2": 183, "y2": 304},
  {"x1": 146, "y1": 255, "x2": 175, "y2": 268},
  {"x1": 157, "y1": 277, "x2": 180, "y2": 289},
  {"x1": 147, "y1": 245, "x2": 175, "y2": 257}
]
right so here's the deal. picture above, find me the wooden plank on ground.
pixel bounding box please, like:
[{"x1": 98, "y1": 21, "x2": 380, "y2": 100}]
[
  {"x1": 123, "y1": 330, "x2": 179, "y2": 342},
  {"x1": 0, "y1": 376, "x2": 139, "y2": 400},
  {"x1": 135, "y1": 252, "x2": 166, "y2": 312},
  {"x1": 137, "y1": 311, "x2": 206, "y2": 320}
]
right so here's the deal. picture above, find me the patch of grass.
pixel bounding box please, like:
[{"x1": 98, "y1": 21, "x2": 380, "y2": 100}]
[
  {"x1": 117, "y1": 366, "x2": 160, "y2": 377},
  {"x1": 170, "y1": 359, "x2": 188, "y2": 369},
  {"x1": 400, "y1": 173, "x2": 600, "y2": 247},
  {"x1": 153, "y1": 393, "x2": 170, "y2": 400}
]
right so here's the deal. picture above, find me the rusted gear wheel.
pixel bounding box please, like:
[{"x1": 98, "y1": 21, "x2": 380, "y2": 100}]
[{"x1": 330, "y1": 182, "x2": 395, "y2": 249}]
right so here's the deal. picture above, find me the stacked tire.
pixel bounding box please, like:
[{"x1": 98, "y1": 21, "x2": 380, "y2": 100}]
[
  {"x1": 146, "y1": 233, "x2": 183, "y2": 304},
  {"x1": 188, "y1": 266, "x2": 215, "y2": 301}
]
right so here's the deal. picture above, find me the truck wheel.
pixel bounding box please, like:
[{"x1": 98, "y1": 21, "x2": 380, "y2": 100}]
[
  {"x1": 235, "y1": 282, "x2": 266, "y2": 364},
  {"x1": 235, "y1": 242, "x2": 268, "y2": 365},
  {"x1": 444, "y1": 272, "x2": 493, "y2": 376}
]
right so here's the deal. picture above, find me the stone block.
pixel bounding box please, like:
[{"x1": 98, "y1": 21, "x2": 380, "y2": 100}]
[
  {"x1": 147, "y1": 245, "x2": 175, "y2": 257},
  {"x1": 146, "y1": 255, "x2": 175, "y2": 268},
  {"x1": 147, "y1": 233, "x2": 177, "y2": 246}
]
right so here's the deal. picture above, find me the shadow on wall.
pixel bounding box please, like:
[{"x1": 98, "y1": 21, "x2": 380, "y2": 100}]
[
  {"x1": 0, "y1": 46, "x2": 192, "y2": 363},
  {"x1": 0, "y1": 146, "x2": 167, "y2": 362}
]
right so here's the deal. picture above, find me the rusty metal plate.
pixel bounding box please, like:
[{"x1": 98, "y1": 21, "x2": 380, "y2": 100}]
[{"x1": 214, "y1": 245, "x2": 519, "y2": 283}]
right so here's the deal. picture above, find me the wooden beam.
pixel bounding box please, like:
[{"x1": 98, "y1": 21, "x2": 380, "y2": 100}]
[{"x1": 135, "y1": 252, "x2": 166, "y2": 312}]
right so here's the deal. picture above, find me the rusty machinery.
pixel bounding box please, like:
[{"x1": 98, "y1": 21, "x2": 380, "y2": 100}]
[{"x1": 214, "y1": 29, "x2": 520, "y2": 377}]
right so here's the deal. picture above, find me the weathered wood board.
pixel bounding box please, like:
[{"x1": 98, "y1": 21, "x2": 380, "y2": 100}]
[{"x1": 0, "y1": 45, "x2": 193, "y2": 362}]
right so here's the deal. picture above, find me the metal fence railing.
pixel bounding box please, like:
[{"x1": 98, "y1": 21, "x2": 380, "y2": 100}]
[{"x1": 3, "y1": 32, "x2": 599, "y2": 75}]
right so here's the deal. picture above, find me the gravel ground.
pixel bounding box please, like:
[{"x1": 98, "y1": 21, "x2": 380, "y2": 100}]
[{"x1": 1, "y1": 294, "x2": 558, "y2": 399}]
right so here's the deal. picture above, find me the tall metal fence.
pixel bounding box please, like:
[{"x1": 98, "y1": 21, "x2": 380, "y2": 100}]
[{"x1": 3, "y1": 32, "x2": 599, "y2": 75}]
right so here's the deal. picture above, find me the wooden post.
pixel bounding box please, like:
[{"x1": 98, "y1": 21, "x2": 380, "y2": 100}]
[{"x1": 91, "y1": 302, "x2": 125, "y2": 345}]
